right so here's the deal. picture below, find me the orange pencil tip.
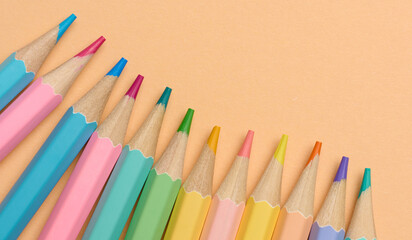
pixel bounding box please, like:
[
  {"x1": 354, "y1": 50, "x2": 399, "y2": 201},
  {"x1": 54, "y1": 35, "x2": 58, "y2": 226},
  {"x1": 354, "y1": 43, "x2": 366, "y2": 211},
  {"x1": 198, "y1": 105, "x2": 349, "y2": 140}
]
[{"x1": 306, "y1": 141, "x2": 322, "y2": 166}]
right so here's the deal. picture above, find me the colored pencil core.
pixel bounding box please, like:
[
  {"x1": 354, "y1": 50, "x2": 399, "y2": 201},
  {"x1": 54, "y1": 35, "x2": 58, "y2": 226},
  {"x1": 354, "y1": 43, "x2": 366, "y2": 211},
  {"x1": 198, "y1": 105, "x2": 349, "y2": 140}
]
[
  {"x1": 177, "y1": 109, "x2": 194, "y2": 134},
  {"x1": 274, "y1": 134, "x2": 288, "y2": 165},
  {"x1": 125, "y1": 75, "x2": 143, "y2": 99},
  {"x1": 334, "y1": 156, "x2": 349, "y2": 182},
  {"x1": 106, "y1": 58, "x2": 128, "y2": 77},
  {"x1": 57, "y1": 14, "x2": 77, "y2": 43},
  {"x1": 207, "y1": 126, "x2": 221, "y2": 154},
  {"x1": 359, "y1": 168, "x2": 371, "y2": 198},
  {"x1": 75, "y1": 36, "x2": 105, "y2": 57},
  {"x1": 237, "y1": 130, "x2": 254, "y2": 158},
  {"x1": 157, "y1": 87, "x2": 172, "y2": 107},
  {"x1": 306, "y1": 141, "x2": 322, "y2": 166}
]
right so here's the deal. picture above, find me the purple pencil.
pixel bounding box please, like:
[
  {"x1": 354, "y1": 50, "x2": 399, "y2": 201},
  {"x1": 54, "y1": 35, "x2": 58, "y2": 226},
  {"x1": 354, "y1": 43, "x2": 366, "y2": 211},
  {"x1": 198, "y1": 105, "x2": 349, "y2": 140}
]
[{"x1": 308, "y1": 157, "x2": 349, "y2": 240}]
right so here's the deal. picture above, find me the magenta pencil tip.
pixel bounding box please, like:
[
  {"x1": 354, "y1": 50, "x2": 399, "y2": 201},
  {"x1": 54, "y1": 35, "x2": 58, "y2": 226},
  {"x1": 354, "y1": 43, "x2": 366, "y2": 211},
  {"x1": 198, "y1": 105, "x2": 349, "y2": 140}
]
[
  {"x1": 75, "y1": 36, "x2": 106, "y2": 57},
  {"x1": 125, "y1": 75, "x2": 144, "y2": 99},
  {"x1": 237, "y1": 130, "x2": 254, "y2": 158}
]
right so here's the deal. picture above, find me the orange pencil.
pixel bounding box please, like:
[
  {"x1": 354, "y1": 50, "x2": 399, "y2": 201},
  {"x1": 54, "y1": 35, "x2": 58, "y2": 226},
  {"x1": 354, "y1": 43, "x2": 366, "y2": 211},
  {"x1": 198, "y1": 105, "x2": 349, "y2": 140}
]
[{"x1": 272, "y1": 142, "x2": 322, "y2": 240}]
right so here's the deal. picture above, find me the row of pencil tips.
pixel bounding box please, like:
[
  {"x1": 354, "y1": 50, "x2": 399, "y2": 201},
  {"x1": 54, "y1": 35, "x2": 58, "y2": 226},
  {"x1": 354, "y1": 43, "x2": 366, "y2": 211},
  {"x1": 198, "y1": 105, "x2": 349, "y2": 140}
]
[{"x1": 0, "y1": 14, "x2": 377, "y2": 240}]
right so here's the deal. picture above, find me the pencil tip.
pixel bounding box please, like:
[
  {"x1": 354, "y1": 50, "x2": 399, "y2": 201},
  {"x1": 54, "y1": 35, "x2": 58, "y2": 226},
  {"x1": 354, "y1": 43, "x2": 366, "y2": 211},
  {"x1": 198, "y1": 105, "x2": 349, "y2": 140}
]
[
  {"x1": 106, "y1": 58, "x2": 128, "y2": 77},
  {"x1": 334, "y1": 156, "x2": 349, "y2": 182},
  {"x1": 156, "y1": 87, "x2": 172, "y2": 108},
  {"x1": 56, "y1": 14, "x2": 77, "y2": 43},
  {"x1": 207, "y1": 126, "x2": 221, "y2": 154},
  {"x1": 75, "y1": 36, "x2": 105, "y2": 57},
  {"x1": 177, "y1": 109, "x2": 194, "y2": 135},
  {"x1": 359, "y1": 168, "x2": 371, "y2": 198},
  {"x1": 238, "y1": 130, "x2": 254, "y2": 158},
  {"x1": 306, "y1": 141, "x2": 322, "y2": 166},
  {"x1": 125, "y1": 75, "x2": 144, "y2": 99},
  {"x1": 274, "y1": 134, "x2": 288, "y2": 165}
]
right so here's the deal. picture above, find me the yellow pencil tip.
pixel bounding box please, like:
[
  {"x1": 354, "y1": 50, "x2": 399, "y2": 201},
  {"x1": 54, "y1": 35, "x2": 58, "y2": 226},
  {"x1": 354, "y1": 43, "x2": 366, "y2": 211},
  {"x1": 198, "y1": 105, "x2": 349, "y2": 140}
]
[
  {"x1": 274, "y1": 134, "x2": 288, "y2": 165},
  {"x1": 207, "y1": 126, "x2": 221, "y2": 154}
]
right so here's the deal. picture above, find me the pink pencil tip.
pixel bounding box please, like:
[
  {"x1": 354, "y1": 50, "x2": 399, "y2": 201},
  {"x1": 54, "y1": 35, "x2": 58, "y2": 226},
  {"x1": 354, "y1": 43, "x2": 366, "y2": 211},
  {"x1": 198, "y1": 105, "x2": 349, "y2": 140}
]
[
  {"x1": 125, "y1": 75, "x2": 144, "y2": 99},
  {"x1": 237, "y1": 130, "x2": 254, "y2": 158},
  {"x1": 75, "y1": 36, "x2": 106, "y2": 57}
]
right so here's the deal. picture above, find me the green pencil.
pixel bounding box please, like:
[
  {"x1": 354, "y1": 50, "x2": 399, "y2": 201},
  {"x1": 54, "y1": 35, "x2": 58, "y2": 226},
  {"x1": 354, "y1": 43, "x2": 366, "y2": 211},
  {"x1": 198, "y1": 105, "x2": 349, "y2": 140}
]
[{"x1": 125, "y1": 108, "x2": 194, "y2": 240}]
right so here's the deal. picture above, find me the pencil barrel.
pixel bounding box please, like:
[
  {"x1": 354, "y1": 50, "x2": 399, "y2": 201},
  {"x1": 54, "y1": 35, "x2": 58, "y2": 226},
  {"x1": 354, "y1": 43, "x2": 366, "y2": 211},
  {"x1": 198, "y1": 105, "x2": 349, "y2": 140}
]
[
  {"x1": 0, "y1": 78, "x2": 62, "y2": 161},
  {"x1": 126, "y1": 169, "x2": 181, "y2": 240},
  {"x1": 308, "y1": 222, "x2": 345, "y2": 240},
  {"x1": 201, "y1": 196, "x2": 245, "y2": 240},
  {"x1": 271, "y1": 208, "x2": 313, "y2": 240},
  {"x1": 164, "y1": 189, "x2": 212, "y2": 240},
  {"x1": 40, "y1": 133, "x2": 123, "y2": 240},
  {"x1": 0, "y1": 107, "x2": 96, "y2": 240},
  {"x1": 84, "y1": 146, "x2": 154, "y2": 240},
  {"x1": 0, "y1": 53, "x2": 35, "y2": 111},
  {"x1": 236, "y1": 198, "x2": 280, "y2": 240}
]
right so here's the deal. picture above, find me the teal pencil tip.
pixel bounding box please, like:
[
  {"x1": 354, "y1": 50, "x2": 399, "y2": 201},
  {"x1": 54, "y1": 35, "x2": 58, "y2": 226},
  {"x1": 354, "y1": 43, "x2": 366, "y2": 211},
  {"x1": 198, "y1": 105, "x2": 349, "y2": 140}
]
[
  {"x1": 358, "y1": 168, "x2": 371, "y2": 198},
  {"x1": 177, "y1": 108, "x2": 194, "y2": 135},
  {"x1": 106, "y1": 58, "x2": 128, "y2": 77},
  {"x1": 56, "y1": 14, "x2": 77, "y2": 43},
  {"x1": 157, "y1": 87, "x2": 172, "y2": 108}
]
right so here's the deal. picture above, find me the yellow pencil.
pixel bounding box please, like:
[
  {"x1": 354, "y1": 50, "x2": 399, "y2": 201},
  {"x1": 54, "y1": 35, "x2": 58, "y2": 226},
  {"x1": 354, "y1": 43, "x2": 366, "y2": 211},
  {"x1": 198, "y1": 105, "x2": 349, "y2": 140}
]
[
  {"x1": 164, "y1": 126, "x2": 220, "y2": 240},
  {"x1": 236, "y1": 134, "x2": 288, "y2": 240}
]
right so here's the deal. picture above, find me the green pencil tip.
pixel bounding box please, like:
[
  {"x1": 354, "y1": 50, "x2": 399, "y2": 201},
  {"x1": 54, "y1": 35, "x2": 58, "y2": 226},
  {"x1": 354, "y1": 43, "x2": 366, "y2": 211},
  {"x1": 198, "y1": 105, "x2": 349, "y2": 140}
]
[
  {"x1": 177, "y1": 108, "x2": 194, "y2": 135},
  {"x1": 358, "y1": 168, "x2": 371, "y2": 198}
]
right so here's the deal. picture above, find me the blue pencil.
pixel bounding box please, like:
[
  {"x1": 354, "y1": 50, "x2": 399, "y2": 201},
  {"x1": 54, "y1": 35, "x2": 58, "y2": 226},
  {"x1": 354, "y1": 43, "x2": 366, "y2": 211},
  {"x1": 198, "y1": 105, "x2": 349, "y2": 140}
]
[
  {"x1": 0, "y1": 58, "x2": 127, "y2": 240},
  {"x1": 0, "y1": 14, "x2": 76, "y2": 111}
]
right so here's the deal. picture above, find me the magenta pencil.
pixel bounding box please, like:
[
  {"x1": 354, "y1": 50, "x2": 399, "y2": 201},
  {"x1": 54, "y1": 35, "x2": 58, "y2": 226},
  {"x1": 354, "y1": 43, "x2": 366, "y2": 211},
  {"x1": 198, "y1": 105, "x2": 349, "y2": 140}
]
[
  {"x1": 0, "y1": 37, "x2": 105, "y2": 161},
  {"x1": 39, "y1": 75, "x2": 143, "y2": 240}
]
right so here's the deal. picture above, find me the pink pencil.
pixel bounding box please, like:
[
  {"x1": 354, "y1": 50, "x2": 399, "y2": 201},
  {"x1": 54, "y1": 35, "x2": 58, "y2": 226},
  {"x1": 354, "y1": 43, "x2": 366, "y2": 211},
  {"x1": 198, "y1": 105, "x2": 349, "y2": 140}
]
[
  {"x1": 39, "y1": 75, "x2": 143, "y2": 240},
  {"x1": 0, "y1": 37, "x2": 105, "y2": 161},
  {"x1": 201, "y1": 130, "x2": 254, "y2": 240}
]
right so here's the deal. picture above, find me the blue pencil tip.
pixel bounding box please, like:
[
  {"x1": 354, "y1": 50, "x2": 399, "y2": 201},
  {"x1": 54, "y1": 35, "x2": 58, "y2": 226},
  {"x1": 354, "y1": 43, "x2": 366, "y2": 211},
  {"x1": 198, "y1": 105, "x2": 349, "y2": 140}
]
[
  {"x1": 157, "y1": 87, "x2": 172, "y2": 108},
  {"x1": 106, "y1": 58, "x2": 128, "y2": 77},
  {"x1": 56, "y1": 14, "x2": 77, "y2": 43}
]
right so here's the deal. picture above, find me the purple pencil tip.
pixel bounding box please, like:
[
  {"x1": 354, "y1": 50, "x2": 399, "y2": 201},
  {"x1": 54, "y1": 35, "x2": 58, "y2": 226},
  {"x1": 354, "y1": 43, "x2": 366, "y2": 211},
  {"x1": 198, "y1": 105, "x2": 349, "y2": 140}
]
[
  {"x1": 334, "y1": 156, "x2": 349, "y2": 182},
  {"x1": 125, "y1": 75, "x2": 144, "y2": 99}
]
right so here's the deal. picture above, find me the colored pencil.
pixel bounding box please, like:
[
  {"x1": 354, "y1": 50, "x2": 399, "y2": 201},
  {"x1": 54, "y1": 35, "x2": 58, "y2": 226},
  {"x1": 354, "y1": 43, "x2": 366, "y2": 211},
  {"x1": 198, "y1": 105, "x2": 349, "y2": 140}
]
[
  {"x1": 165, "y1": 126, "x2": 221, "y2": 240},
  {"x1": 0, "y1": 56, "x2": 125, "y2": 240},
  {"x1": 0, "y1": 37, "x2": 105, "y2": 161},
  {"x1": 125, "y1": 109, "x2": 194, "y2": 240},
  {"x1": 272, "y1": 141, "x2": 322, "y2": 240},
  {"x1": 309, "y1": 156, "x2": 349, "y2": 240},
  {"x1": 0, "y1": 14, "x2": 76, "y2": 111},
  {"x1": 83, "y1": 87, "x2": 172, "y2": 240},
  {"x1": 345, "y1": 168, "x2": 377, "y2": 240},
  {"x1": 201, "y1": 130, "x2": 254, "y2": 240},
  {"x1": 236, "y1": 134, "x2": 288, "y2": 240},
  {"x1": 39, "y1": 76, "x2": 143, "y2": 240}
]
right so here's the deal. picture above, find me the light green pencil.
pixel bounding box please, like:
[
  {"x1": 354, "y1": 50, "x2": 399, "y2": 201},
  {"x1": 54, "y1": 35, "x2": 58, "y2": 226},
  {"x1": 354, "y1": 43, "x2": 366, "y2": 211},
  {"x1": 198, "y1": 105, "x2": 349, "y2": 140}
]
[{"x1": 125, "y1": 108, "x2": 194, "y2": 240}]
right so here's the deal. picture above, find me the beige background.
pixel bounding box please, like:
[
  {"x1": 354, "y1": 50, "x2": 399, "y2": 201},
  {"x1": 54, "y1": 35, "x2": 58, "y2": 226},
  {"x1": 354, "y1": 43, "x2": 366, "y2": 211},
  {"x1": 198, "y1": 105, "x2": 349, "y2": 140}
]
[{"x1": 0, "y1": 1, "x2": 411, "y2": 239}]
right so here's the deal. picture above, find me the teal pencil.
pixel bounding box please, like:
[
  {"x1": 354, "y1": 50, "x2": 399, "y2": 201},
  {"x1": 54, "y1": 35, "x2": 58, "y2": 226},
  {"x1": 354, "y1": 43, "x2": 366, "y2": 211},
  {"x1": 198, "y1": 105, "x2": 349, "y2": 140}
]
[
  {"x1": 0, "y1": 14, "x2": 76, "y2": 111},
  {"x1": 83, "y1": 87, "x2": 172, "y2": 240},
  {"x1": 345, "y1": 168, "x2": 377, "y2": 240}
]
